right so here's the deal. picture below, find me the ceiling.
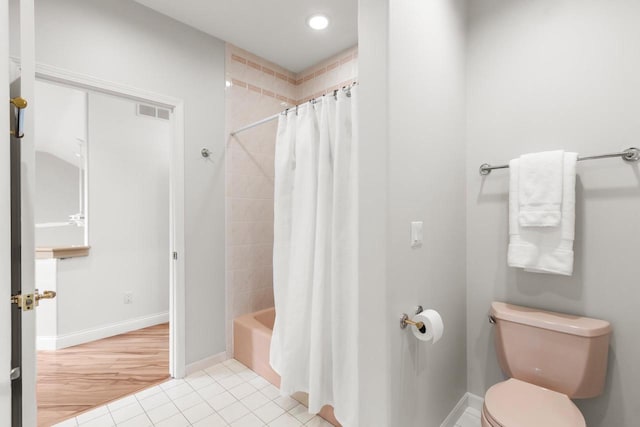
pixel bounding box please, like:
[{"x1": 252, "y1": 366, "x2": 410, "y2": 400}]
[{"x1": 133, "y1": 0, "x2": 358, "y2": 73}]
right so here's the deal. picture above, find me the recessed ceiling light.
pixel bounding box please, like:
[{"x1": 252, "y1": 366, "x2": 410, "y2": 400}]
[{"x1": 307, "y1": 14, "x2": 329, "y2": 31}]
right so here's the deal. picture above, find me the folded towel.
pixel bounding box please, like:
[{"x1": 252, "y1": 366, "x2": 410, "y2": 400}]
[
  {"x1": 508, "y1": 152, "x2": 578, "y2": 276},
  {"x1": 518, "y1": 150, "x2": 564, "y2": 227}
]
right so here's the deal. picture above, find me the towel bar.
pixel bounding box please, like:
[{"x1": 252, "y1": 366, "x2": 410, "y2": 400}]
[{"x1": 479, "y1": 147, "x2": 640, "y2": 176}]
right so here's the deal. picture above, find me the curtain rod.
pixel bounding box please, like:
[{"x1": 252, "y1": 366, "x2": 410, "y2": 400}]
[
  {"x1": 230, "y1": 82, "x2": 358, "y2": 137},
  {"x1": 479, "y1": 147, "x2": 640, "y2": 175}
]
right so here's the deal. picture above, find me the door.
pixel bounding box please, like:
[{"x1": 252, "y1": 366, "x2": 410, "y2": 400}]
[
  {"x1": 5, "y1": 0, "x2": 37, "y2": 426},
  {"x1": 10, "y1": 79, "x2": 24, "y2": 427},
  {"x1": 2, "y1": 0, "x2": 13, "y2": 424}
]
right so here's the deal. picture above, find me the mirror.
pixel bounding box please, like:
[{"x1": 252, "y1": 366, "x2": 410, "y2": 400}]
[{"x1": 34, "y1": 80, "x2": 88, "y2": 247}]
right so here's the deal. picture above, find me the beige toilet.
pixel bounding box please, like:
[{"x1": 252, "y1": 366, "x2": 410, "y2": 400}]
[{"x1": 483, "y1": 302, "x2": 611, "y2": 427}]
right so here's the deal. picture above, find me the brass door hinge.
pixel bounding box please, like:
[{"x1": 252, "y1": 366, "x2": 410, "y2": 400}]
[
  {"x1": 11, "y1": 293, "x2": 35, "y2": 311},
  {"x1": 9, "y1": 97, "x2": 28, "y2": 138}
]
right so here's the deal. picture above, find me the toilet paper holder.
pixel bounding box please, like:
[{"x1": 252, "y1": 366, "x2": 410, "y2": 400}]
[{"x1": 400, "y1": 305, "x2": 425, "y2": 331}]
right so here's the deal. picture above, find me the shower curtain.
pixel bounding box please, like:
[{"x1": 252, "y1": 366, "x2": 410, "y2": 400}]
[{"x1": 270, "y1": 87, "x2": 359, "y2": 427}]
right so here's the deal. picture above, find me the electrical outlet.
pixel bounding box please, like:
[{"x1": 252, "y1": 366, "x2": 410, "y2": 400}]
[{"x1": 124, "y1": 292, "x2": 133, "y2": 304}]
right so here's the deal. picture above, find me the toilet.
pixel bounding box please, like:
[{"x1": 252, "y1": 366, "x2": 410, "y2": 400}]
[{"x1": 483, "y1": 302, "x2": 611, "y2": 427}]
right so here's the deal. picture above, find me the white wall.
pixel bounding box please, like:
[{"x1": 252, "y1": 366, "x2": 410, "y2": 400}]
[
  {"x1": 466, "y1": 1, "x2": 640, "y2": 426},
  {"x1": 55, "y1": 91, "x2": 170, "y2": 336},
  {"x1": 357, "y1": 0, "x2": 391, "y2": 424},
  {"x1": 35, "y1": 152, "x2": 84, "y2": 246},
  {"x1": 358, "y1": 0, "x2": 468, "y2": 425},
  {"x1": 30, "y1": 0, "x2": 227, "y2": 364},
  {"x1": 34, "y1": 259, "x2": 56, "y2": 340}
]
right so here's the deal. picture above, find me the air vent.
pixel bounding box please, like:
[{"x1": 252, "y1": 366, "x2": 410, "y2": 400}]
[
  {"x1": 137, "y1": 104, "x2": 171, "y2": 121},
  {"x1": 137, "y1": 104, "x2": 156, "y2": 118},
  {"x1": 156, "y1": 108, "x2": 171, "y2": 120}
]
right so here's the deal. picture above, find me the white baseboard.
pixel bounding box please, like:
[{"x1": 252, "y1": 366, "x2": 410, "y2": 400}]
[
  {"x1": 440, "y1": 392, "x2": 484, "y2": 427},
  {"x1": 185, "y1": 351, "x2": 229, "y2": 376},
  {"x1": 37, "y1": 312, "x2": 169, "y2": 350},
  {"x1": 466, "y1": 392, "x2": 484, "y2": 412}
]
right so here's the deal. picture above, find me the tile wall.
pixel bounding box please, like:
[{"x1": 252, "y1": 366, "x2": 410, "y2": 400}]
[
  {"x1": 225, "y1": 44, "x2": 358, "y2": 353},
  {"x1": 295, "y1": 46, "x2": 358, "y2": 103}
]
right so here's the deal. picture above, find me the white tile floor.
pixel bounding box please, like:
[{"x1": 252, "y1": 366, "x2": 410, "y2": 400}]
[
  {"x1": 454, "y1": 407, "x2": 481, "y2": 427},
  {"x1": 53, "y1": 359, "x2": 334, "y2": 427}
]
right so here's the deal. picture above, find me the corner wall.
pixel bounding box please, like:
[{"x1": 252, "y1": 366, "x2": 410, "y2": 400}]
[
  {"x1": 387, "y1": 0, "x2": 468, "y2": 424},
  {"x1": 358, "y1": 0, "x2": 469, "y2": 425},
  {"x1": 466, "y1": 1, "x2": 640, "y2": 425}
]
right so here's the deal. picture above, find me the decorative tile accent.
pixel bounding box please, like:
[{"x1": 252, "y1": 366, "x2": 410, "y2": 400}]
[
  {"x1": 232, "y1": 54, "x2": 247, "y2": 64},
  {"x1": 231, "y1": 78, "x2": 247, "y2": 88},
  {"x1": 247, "y1": 60, "x2": 262, "y2": 71}
]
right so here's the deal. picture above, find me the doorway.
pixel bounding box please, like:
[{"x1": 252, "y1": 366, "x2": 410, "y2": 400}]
[
  {"x1": 34, "y1": 79, "x2": 170, "y2": 425},
  {"x1": 28, "y1": 70, "x2": 186, "y2": 426}
]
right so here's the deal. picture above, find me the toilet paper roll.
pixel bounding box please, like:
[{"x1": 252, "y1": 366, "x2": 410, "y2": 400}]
[{"x1": 411, "y1": 309, "x2": 444, "y2": 344}]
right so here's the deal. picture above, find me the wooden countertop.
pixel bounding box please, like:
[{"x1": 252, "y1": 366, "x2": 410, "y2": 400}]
[{"x1": 36, "y1": 246, "x2": 91, "y2": 260}]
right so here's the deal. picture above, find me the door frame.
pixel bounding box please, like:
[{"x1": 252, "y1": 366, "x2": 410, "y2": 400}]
[
  {"x1": 2, "y1": 0, "x2": 13, "y2": 422},
  {"x1": 15, "y1": 59, "x2": 187, "y2": 379}
]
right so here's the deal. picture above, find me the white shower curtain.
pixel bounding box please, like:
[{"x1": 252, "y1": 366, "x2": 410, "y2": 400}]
[{"x1": 270, "y1": 87, "x2": 359, "y2": 427}]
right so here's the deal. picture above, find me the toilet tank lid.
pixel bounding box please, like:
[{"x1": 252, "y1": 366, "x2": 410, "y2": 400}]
[{"x1": 491, "y1": 302, "x2": 611, "y2": 337}]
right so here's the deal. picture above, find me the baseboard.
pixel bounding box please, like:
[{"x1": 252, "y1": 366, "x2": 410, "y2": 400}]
[
  {"x1": 466, "y1": 392, "x2": 484, "y2": 412},
  {"x1": 185, "y1": 351, "x2": 229, "y2": 376},
  {"x1": 37, "y1": 312, "x2": 169, "y2": 350},
  {"x1": 440, "y1": 392, "x2": 484, "y2": 427},
  {"x1": 36, "y1": 336, "x2": 58, "y2": 351}
]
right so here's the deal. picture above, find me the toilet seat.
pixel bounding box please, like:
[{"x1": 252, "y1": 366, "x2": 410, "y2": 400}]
[{"x1": 483, "y1": 378, "x2": 586, "y2": 427}]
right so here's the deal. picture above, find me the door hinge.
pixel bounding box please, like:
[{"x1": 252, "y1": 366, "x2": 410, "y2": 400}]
[
  {"x1": 10, "y1": 97, "x2": 28, "y2": 138},
  {"x1": 173, "y1": 251, "x2": 178, "y2": 260},
  {"x1": 9, "y1": 367, "x2": 21, "y2": 381},
  {"x1": 10, "y1": 293, "x2": 35, "y2": 311}
]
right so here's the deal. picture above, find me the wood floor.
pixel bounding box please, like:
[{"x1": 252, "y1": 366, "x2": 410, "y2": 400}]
[{"x1": 37, "y1": 323, "x2": 170, "y2": 427}]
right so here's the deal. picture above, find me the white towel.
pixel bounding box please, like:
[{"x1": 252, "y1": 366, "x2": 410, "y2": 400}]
[
  {"x1": 508, "y1": 152, "x2": 578, "y2": 276},
  {"x1": 518, "y1": 150, "x2": 564, "y2": 227}
]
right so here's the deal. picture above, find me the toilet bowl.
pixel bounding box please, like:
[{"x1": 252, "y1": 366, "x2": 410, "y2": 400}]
[{"x1": 485, "y1": 302, "x2": 611, "y2": 427}]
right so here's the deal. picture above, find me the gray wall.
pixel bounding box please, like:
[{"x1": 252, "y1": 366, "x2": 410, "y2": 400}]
[
  {"x1": 55, "y1": 91, "x2": 170, "y2": 336},
  {"x1": 32, "y1": 0, "x2": 226, "y2": 364},
  {"x1": 357, "y1": 0, "x2": 391, "y2": 424},
  {"x1": 359, "y1": 1, "x2": 468, "y2": 424},
  {"x1": 466, "y1": 1, "x2": 640, "y2": 425},
  {"x1": 367, "y1": 0, "x2": 468, "y2": 425}
]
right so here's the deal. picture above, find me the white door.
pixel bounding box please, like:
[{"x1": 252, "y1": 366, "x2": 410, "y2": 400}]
[
  {"x1": 4, "y1": 0, "x2": 37, "y2": 426},
  {"x1": 1, "y1": 0, "x2": 13, "y2": 422}
]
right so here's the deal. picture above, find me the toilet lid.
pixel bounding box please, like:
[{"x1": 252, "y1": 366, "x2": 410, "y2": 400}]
[{"x1": 484, "y1": 378, "x2": 586, "y2": 427}]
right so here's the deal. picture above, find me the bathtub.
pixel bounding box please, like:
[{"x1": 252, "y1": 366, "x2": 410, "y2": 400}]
[{"x1": 234, "y1": 307, "x2": 341, "y2": 426}]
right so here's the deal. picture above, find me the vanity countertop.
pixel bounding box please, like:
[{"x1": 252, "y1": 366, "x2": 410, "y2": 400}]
[{"x1": 36, "y1": 246, "x2": 91, "y2": 260}]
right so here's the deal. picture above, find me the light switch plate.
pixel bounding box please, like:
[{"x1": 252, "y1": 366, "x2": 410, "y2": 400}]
[{"x1": 411, "y1": 221, "x2": 423, "y2": 248}]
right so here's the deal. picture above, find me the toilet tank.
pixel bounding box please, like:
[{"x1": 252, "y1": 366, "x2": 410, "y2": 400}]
[{"x1": 491, "y1": 302, "x2": 611, "y2": 399}]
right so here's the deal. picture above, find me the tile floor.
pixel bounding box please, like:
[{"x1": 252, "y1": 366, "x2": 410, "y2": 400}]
[
  {"x1": 454, "y1": 407, "x2": 481, "y2": 427},
  {"x1": 52, "y1": 359, "x2": 333, "y2": 427},
  {"x1": 52, "y1": 357, "x2": 481, "y2": 427}
]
